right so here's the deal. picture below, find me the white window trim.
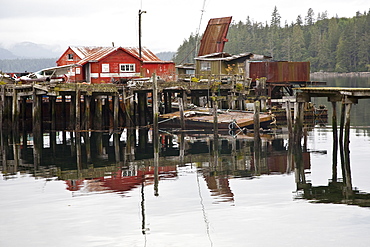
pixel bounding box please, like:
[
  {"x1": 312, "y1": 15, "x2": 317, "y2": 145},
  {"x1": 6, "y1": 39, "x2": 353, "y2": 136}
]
[
  {"x1": 102, "y1": 63, "x2": 110, "y2": 73},
  {"x1": 200, "y1": 61, "x2": 211, "y2": 71},
  {"x1": 120, "y1": 63, "x2": 136, "y2": 73}
]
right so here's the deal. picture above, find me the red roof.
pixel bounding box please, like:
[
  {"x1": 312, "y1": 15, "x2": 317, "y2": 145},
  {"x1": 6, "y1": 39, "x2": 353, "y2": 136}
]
[{"x1": 69, "y1": 46, "x2": 164, "y2": 65}]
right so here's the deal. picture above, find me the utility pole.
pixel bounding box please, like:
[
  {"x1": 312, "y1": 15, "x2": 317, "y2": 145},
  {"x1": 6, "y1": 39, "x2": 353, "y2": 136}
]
[{"x1": 138, "y1": 9, "x2": 146, "y2": 59}]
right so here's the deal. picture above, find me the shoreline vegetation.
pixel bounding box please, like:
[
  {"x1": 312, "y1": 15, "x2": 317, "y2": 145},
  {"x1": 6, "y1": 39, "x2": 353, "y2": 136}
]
[
  {"x1": 174, "y1": 8, "x2": 370, "y2": 73},
  {"x1": 311, "y1": 72, "x2": 370, "y2": 77}
]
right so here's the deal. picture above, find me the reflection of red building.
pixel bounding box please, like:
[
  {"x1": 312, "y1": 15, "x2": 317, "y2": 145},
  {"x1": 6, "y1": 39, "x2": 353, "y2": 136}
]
[
  {"x1": 56, "y1": 46, "x2": 175, "y2": 83},
  {"x1": 65, "y1": 166, "x2": 177, "y2": 193}
]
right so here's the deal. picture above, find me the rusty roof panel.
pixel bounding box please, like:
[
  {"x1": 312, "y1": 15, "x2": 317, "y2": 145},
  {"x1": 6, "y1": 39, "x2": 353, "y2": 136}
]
[
  {"x1": 198, "y1": 17, "x2": 232, "y2": 56},
  {"x1": 70, "y1": 46, "x2": 163, "y2": 65},
  {"x1": 249, "y1": 61, "x2": 310, "y2": 82}
]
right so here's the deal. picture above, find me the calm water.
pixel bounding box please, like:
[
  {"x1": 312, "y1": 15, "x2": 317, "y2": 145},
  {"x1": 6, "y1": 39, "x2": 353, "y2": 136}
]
[{"x1": 1, "y1": 76, "x2": 370, "y2": 247}]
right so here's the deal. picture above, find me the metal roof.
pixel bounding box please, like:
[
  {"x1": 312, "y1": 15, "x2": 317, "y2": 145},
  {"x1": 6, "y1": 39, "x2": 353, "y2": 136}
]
[
  {"x1": 197, "y1": 16, "x2": 232, "y2": 56},
  {"x1": 195, "y1": 52, "x2": 271, "y2": 61},
  {"x1": 69, "y1": 46, "x2": 164, "y2": 65}
]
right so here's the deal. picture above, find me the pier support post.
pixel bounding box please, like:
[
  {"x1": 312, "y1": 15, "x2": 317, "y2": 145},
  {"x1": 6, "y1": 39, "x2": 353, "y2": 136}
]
[
  {"x1": 212, "y1": 98, "x2": 218, "y2": 134},
  {"x1": 21, "y1": 97, "x2": 27, "y2": 130},
  {"x1": 178, "y1": 97, "x2": 185, "y2": 130},
  {"x1": 12, "y1": 86, "x2": 19, "y2": 131},
  {"x1": 50, "y1": 96, "x2": 56, "y2": 131},
  {"x1": 113, "y1": 94, "x2": 119, "y2": 130},
  {"x1": 0, "y1": 85, "x2": 4, "y2": 130},
  {"x1": 95, "y1": 96, "x2": 103, "y2": 130},
  {"x1": 32, "y1": 87, "x2": 42, "y2": 168},
  {"x1": 84, "y1": 95, "x2": 91, "y2": 131},
  {"x1": 331, "y1": 101, "x2": 338, "y2": 182},
  {"x1": 61, "y1": 94, "x2": 66, "y2": 130},
  {"x1": 286, "y1": 100, "x2": 293, "y2": 137},
  {"x1": 76, "y1": 87, "x2": 81, "y2": 132},
  {"x1": 138, "y1": 92, "x2": 147, "y2": 126},
  {"x1": 342, "y1": 97, "x2": 355, "y2": 195},
  {"x1": 152, "y1": 73, "x2": 159, "y2": 197},
  {"x1": 69, "y1": 93, "x2": 76, "y2": 130},
  {"x1": 254, "y1": 100, "x2": 261, "y2": 136}
]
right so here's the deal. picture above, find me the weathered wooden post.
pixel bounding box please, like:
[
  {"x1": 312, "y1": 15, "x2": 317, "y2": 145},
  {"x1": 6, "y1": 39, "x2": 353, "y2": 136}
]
[
  {"x1": 0, "y1": 85, "x2": 4, "y2": 130},
  {"x1": 50, "y1": 96, "x2": 56, "y2": 131},
  {"x1": 253, "y1": 100, "x2": 260, "y2": 136},
  {"x1": 21, "y1": 97, "x2": 27, "y2": 130},
  {"x1": 12, "y1": 86, "x2": 19, "y2": 131},
  {"x1": 339, "y1": 100, "x2": 346, "y2": 180},
  {"x1": 113, "y1": 93, "x2": 119, "y2": 130},
  {"x1": 178, "y1": 97, "x2": 185, "y2": 130},
  {"x1": 32, "y1": 86, "x2": 42, "y2": 135},
  {"x1": 61, "y1": 94, "x2": 66, "y2": 130},
  {"x1": 212, "y1": 97, "x2": 218, "y2": 134},
  {"x1": 152, "y1": 73, "x2": 159, "y2": 196},
  {"x1": 331, "y1": 100, "x2": 339, "y2": 182},
  {"x1": 76, "y1": 86, "x2": 81, "y2": 131},
  {"x1": 286, "y1": 100, "x2": 293, "y2": 137},
  {"x1": 84, "y1": 95, "x2": 91, "y2": 131},
  {"x1": 32, "y1": 86, "x2": 42, "y2": 169},
  {"x1": 95, "y1": 96, "x2": 103, "y2": 130},
  {"x1": 343, "y1": 96, "x2": 355, "y2": 196},
  {"x1": 69, "y1": 93, "x2": 76, "y2": 130}
]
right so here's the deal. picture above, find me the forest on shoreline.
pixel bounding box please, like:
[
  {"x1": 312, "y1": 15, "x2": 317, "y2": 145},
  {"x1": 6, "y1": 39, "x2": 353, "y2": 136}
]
[{"x1": 174, "y1": 8, "x2": 370, "y2": 73}]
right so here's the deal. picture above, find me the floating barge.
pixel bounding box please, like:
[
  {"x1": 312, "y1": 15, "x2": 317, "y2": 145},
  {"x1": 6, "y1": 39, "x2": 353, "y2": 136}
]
[{"x1": 159, "y1": 108, "x2": 273, "y2": 130}]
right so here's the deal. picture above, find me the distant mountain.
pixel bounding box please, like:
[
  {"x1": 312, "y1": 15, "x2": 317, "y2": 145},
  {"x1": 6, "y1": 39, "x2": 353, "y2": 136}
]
[
  {"x1": 9, "y1": 42, "x2": 62, "y2": 58},
  {"x1": 0, "y1": 47, "x2": 17, "y2": 59},
  {"x1": 156, "y1": 51, "x2": 175, "y2": 61},
  {"x1": 0, "y1": 42, "x2": 62, "y2": 59},
  {"x1": 0, "y1": 58, "x2": 57, "y2": 73}
]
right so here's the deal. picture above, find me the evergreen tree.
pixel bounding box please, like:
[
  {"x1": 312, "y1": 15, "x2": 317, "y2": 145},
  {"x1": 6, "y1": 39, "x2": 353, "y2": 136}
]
[{"x1": 174, "y1": 9, "x2": 370, "y2": 72}]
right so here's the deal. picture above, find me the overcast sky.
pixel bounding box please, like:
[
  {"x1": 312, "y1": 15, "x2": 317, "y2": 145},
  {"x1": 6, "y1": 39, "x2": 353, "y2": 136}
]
[{"x1": 0, "y1": 0, "x2": 368, "y2": 53}]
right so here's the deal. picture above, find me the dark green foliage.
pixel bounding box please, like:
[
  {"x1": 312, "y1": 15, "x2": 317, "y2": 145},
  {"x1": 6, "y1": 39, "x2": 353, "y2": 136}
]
[{"x1": 174, "y1": 8, "x2": 370, "y2": 72}]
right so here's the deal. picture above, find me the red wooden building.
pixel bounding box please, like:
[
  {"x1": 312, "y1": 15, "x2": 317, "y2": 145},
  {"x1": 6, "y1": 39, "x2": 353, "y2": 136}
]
[{"x1": 56, "y1": 46, "x2": 175, "y2": 83}]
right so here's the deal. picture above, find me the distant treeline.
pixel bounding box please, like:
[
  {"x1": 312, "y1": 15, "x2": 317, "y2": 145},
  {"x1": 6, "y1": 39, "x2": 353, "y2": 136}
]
[
  {"x1": 174, "y1": 8, "x2": 370, "y2": 72},
  {"x1": 0, "y1": 58, "x2": 57, "y2": 73}
]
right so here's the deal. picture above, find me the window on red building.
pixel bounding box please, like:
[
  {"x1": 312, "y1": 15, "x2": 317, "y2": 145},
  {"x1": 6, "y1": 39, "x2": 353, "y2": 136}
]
[{"x1": 120, "y1": 64, "x2": 135, "y2": 72}]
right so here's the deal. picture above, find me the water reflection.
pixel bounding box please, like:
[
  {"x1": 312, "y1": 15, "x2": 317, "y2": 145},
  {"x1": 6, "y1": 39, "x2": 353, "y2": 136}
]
[{"x1": 1, "y1": 127, "x2": 370, "y2": 208}]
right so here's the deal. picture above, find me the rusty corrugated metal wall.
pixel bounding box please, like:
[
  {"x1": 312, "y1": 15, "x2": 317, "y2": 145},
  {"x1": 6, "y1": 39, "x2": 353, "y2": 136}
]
[{"x1": 248, "y1": 61, "x2": 310, "y2": 82}]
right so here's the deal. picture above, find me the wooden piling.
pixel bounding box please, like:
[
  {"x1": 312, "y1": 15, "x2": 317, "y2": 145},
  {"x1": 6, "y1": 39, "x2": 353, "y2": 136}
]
[
  {"x1": 339, "y1": 100, "x2": 346, "y2": 180},
  {"x1": 95, "y1": 97, "x2": 103, "y2": 130},
  {"x1": 343, "y1": 102, "x2": 352, "y2": 194},
  {"x1": 76, "y1": 87, "x2": 81, "y2": 131},
  {"x1": 254, "y1": 100, "x2": 261, "y2": 136},
  {"x1": 113, "y1": 94, "x2": 119, "y2": 130},
  {"x1": 152, "y1": 73, "x2": 159, "y2": 197},
  {"x1": 12, "y1": 86, "x2": 19, "y2": 130},
  {"x1": 178, "y1": 97, "x2": 185, "y2": 130},
  {"x1": 212, "y1": 98, "x2": 218, "y2": 134},
  {"x1": 69, "y1": 93, "x2": 76, "y2": 130},
  {"x1": 84, "y1": 95, "x2": 91, "y2": 131},
  {"x1": 331, "y1": 101, "x2": 338, "y2": 182},
  {"x1": 286, "y1": 100, "x2": 293, "y2": 137},
  {"x1": 50, "y1": 96, "x2": 56, "y2": 131},
  {"x1": 0, "y1": 85, "x2": 4, "y2": 130}
]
